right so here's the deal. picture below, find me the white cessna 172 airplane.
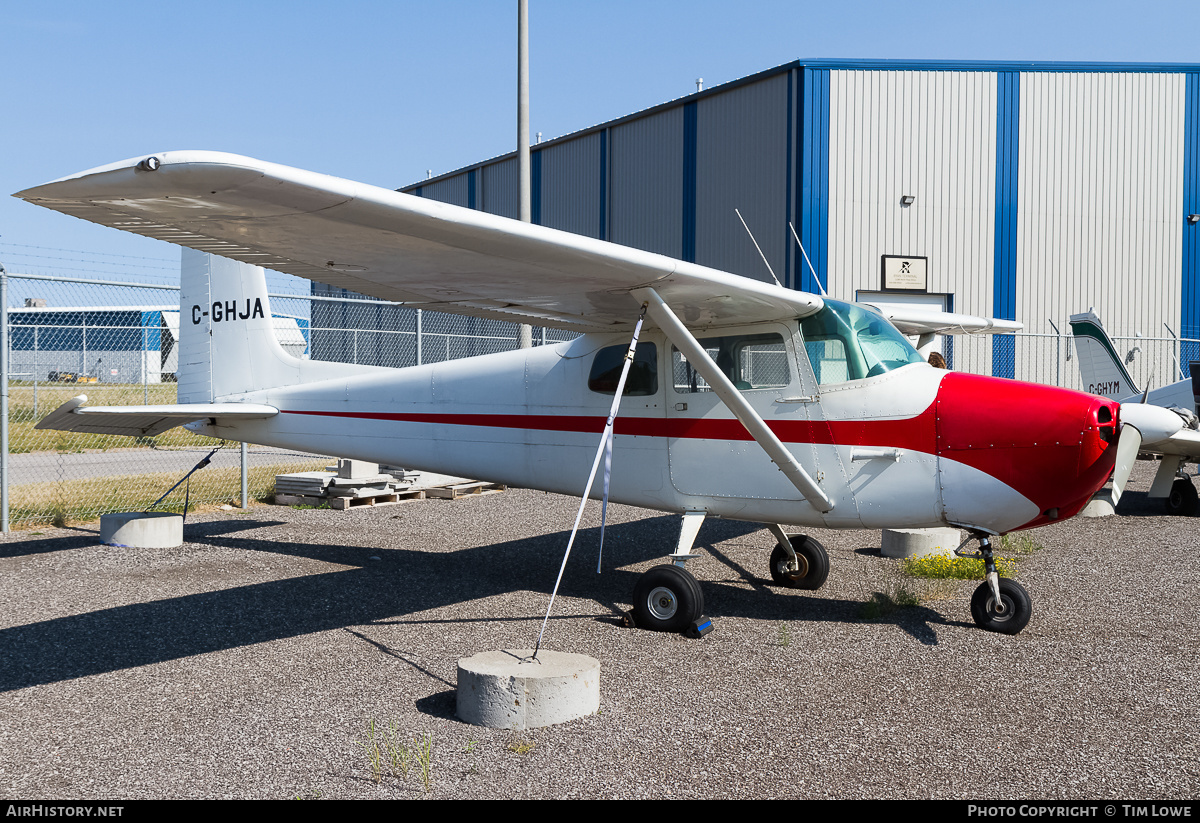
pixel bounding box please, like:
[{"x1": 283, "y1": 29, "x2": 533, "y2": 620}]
[
  {"x1": 16, "y1": 152, "x2": 1136, "y2": 636},
  {"x1": 1070, "y1": 310, "x2": 1200, "y2": 515}
]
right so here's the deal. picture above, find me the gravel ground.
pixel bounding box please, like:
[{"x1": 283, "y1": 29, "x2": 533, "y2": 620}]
[{"x1": 0, "y1": 461, "x2": 1196, "y2": 800}]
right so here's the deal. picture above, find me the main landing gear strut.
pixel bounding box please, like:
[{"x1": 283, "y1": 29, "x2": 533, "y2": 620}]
[
  {"x1": 956, "y1": 531, "x2": 1032, "y2": 635},
  {"x1": 630, "y1": 511, "x2": 711, "y2": 635},
  {"x1": 629, "y1": 514, "x2": 833, "y2": 636}
]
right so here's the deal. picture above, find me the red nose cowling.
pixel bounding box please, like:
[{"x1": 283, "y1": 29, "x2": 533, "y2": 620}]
[{"x1": 935, "y1": 372, "x2": 1119, "y2": 531}]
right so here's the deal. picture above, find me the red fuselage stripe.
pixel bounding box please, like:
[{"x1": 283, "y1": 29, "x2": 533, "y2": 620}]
[{"x1": 280, "y1": 407, "x2": 938, "y2": 451}]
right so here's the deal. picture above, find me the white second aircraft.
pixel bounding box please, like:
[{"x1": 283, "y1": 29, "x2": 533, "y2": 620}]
[
  {"x1": 1070, "y1": 310, "x2": 1200, "y2": 515},
  {"x1": 18, "y1": 152, "x2": 1132, "y2": 636}
]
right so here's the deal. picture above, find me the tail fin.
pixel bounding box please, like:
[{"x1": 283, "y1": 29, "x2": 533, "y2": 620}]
[
  {"x1": 179, "y1": 248, "x2": 375, "y2": 402},
  {"x1": 1069, "y1": 310, "x2": 1139, "y2": 400}
]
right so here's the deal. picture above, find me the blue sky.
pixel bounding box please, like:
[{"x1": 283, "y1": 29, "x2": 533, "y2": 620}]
[{"x1": 3, "y1": 0, "x2": 1198, "y2": 291}]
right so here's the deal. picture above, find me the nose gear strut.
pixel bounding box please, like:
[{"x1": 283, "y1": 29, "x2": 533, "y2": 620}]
[{"x1": 955, "y1": 530, "x2": 1033, "y2": 635}]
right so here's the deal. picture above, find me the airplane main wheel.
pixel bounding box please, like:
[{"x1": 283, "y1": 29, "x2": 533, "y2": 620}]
[
  {"x1": 970, "y1": 579, "x2": 1032, "y2": 635},
  {"x1": 769, "y1": 535, "x2": 830, "y2": 590},
  {"x1": 632, "y1": 565, "x2": 704, "y2": 633},
  {"x1": 1165, "y1": 478, "x2": 1198, "y2": 516}
]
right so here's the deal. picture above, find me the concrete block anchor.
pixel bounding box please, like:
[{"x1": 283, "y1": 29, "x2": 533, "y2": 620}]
[
  {"x1": 100, "y1": 511, "x2": 184, "y2": 548},
  {"x1": 457, "y1": 649, "x2": 599, "y2": 730}
]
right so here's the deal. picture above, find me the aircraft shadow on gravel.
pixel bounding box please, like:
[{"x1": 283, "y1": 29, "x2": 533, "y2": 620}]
[{"x1": 0, "y1": 514, "x2": 949, "y2": 691}]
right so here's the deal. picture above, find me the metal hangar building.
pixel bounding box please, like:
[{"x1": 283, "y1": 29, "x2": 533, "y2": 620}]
[{"x1": 395, "y1": 58, "x2": 1200, "y2": 385}]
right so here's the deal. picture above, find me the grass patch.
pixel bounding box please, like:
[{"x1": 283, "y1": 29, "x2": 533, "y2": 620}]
[
  {"x1": 357, "y1": 720, "x2": 433, "y2": 792},
  {"x1": 860, "y1": 582, "x2": 923, "y2": 620},
  {"x1": 507, "y1": 738, "x2": 536, "y2": 755},
  {"x1": 860, "y1": 576, "x2": 959, "y2": 621},
  {"x1": 902, "y1": 553, "x2": 1017, "y2": 580},
  {"x1": 998, "y1": 533, "x2": 1042, "y2": 555}
]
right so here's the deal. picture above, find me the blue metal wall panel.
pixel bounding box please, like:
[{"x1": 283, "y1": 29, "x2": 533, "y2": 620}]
[
  {"x1": 796, "y1": 68, "x2": 830, "y2": 295},
  {"x1": 141, "y1": 310, "x2": 162, "y2": 351},
  {"x1": 992, "y1": 71, "x2": 1020, "y2": 378},
  {"x1": 1184, "y1": 72, "x2": 1200, "y2": 365}
]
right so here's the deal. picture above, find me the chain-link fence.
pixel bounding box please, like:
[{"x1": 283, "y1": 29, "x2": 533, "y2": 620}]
[
  {"x1": 2, "y1": 270, "x2": 1196, "y2": 530},
  {"x1": 1, "y1": 272, "x2": 574, "y2": 529},
  {"x1": 957, "y1": 330, "x2": 1194, "y2": 394}
]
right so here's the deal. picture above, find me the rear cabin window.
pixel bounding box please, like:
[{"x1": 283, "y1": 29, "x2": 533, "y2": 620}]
[
  {"x1": 588, "y1": 343, "x2": 658, "y2": 395},
  {"x1": 672, "y1": 332, "x2": 789, "y2": 393}
]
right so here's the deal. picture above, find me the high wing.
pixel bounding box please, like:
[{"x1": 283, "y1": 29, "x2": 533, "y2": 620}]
[
  {"x1": 37, "y1": 395, "x2": 278, "y2": 437},
  {"x1": 16, "y1": 151, "x2": 1025, "y2": 335},
  {"x1": 865, "y1": 305, "x2": 1022, "y2": 337},
  {"x1": 14, "y1": 151, "x2": 823, "y2": 332}
]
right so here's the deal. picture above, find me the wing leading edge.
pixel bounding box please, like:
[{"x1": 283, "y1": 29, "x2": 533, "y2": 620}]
[{"x1": 15, "y1": 151, "x2": 823, "y2": 331}]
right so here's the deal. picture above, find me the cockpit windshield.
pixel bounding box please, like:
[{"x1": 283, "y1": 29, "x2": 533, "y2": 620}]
[{"x1": 799, "y1": 299, "x2": 926, "y2": 385}]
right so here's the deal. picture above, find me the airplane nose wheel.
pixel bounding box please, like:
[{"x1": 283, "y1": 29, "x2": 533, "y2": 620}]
[
  {"x1": 970, "y1": 578, "x2": 1032, "y2": 635},
  {"x1": 632, "y1": 564, "x2": 705, "y2": 632},
  {"x1": 958, "y1": 532, "x2": 1032, "y2": 634}
]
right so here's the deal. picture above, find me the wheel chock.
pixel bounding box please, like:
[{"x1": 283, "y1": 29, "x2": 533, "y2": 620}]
[{"x1": 685, "y1": 615, "x2": 713, "y2": 638}]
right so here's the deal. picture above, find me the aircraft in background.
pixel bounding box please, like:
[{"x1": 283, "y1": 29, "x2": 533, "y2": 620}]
[
  {"x1": 15, "y1": 152, "x2": 1136, "y2": 636},
  {"x1": 1070, "y1": 310, "x2": 1200, "y2": 515}
]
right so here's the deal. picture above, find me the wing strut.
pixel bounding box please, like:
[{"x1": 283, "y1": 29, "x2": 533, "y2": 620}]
[
  {"x1": 634, "y1": 288, "x2": 834, "y2": 513},
  {"x1": 534, "y1": 304, "x2": 649, "y2": 658}
]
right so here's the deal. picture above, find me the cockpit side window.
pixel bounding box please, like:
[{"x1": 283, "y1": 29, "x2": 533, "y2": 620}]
[
  {"x1": 588, "y1": 342, "x2": 658, "y2": 395},
  {"x1": 672, "y1": 332, "x2": 789, "y2": 394}
]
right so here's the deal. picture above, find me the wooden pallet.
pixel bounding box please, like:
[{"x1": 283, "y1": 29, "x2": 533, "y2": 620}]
[
  {"x1": 423, "y1": 481, "x2": 508, "y2": 499},
  {"x1": 275, "y1": 481, "x2": 505, "y2": 510},
  {"x1": 275, "y1": 491, "x2": 423, "y2": 510}
]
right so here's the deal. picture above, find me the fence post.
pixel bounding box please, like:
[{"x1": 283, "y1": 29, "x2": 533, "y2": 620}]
[
  {"x1": 416, "y1": 308, "x2": 423, "y2": 366},
  {"x1": 32, "y1": 326, "x2": 38, "y2": 417},
  {"x1": 143, "y1": 324, "x2": 149, "y2": 404},
  {"x1": 1048, "y1": 319, "x2": 1062, "y2": 387},
  {"x1": 240, "y1": 441, "x2": 248, "y2": 509},
  {"x1": 1, "y1": 262, "x2": 8, "y2": 533},
  {"x1": 1164, "y1": 323, "x2": 1181, "y2": 381}
]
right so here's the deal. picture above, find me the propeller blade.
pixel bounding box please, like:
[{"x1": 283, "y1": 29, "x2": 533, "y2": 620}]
[{"x1": 1111, "y1": 423, "x2": 1142, "y2": 506}]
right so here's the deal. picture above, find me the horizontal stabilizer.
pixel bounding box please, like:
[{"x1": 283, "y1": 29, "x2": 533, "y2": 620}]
[
  {"x1": 36, "y1": 395, "x2": 278, "y2": 437},
  {"x1": 865, "y1": 306, "x2": 1023, "y2": 336}
]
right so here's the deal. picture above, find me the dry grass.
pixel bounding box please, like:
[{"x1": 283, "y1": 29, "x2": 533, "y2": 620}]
[
  {"x1": 9, "y1": 383, "x2": 212, "y2": 453},
  {"x1": 9, "y1": 458, "x2": 328, "y2": 528}
]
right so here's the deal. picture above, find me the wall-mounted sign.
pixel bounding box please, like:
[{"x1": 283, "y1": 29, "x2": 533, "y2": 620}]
[{"x1": 881, "y1": 255, "x2": 928, "y2": 291}]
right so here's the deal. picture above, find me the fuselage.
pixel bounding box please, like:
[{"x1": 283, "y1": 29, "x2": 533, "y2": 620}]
[{"x1": 195, "y1": 322, "x2": 1119, "y2": 535}]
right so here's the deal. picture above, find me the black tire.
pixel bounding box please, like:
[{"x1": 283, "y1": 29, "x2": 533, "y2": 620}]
[
  {"x1": 632, "y1": 565, "x2": 704, "y2": 632},
  {"x1": 1165, "y1": 478, "x2": 1198, "y2": 516},
  {"x1": 970, "y1": 578, "x2": 1032, "y2": 635},
  {"x1": 769, "y1": 535, "x2": 830, "y2": 590}
]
